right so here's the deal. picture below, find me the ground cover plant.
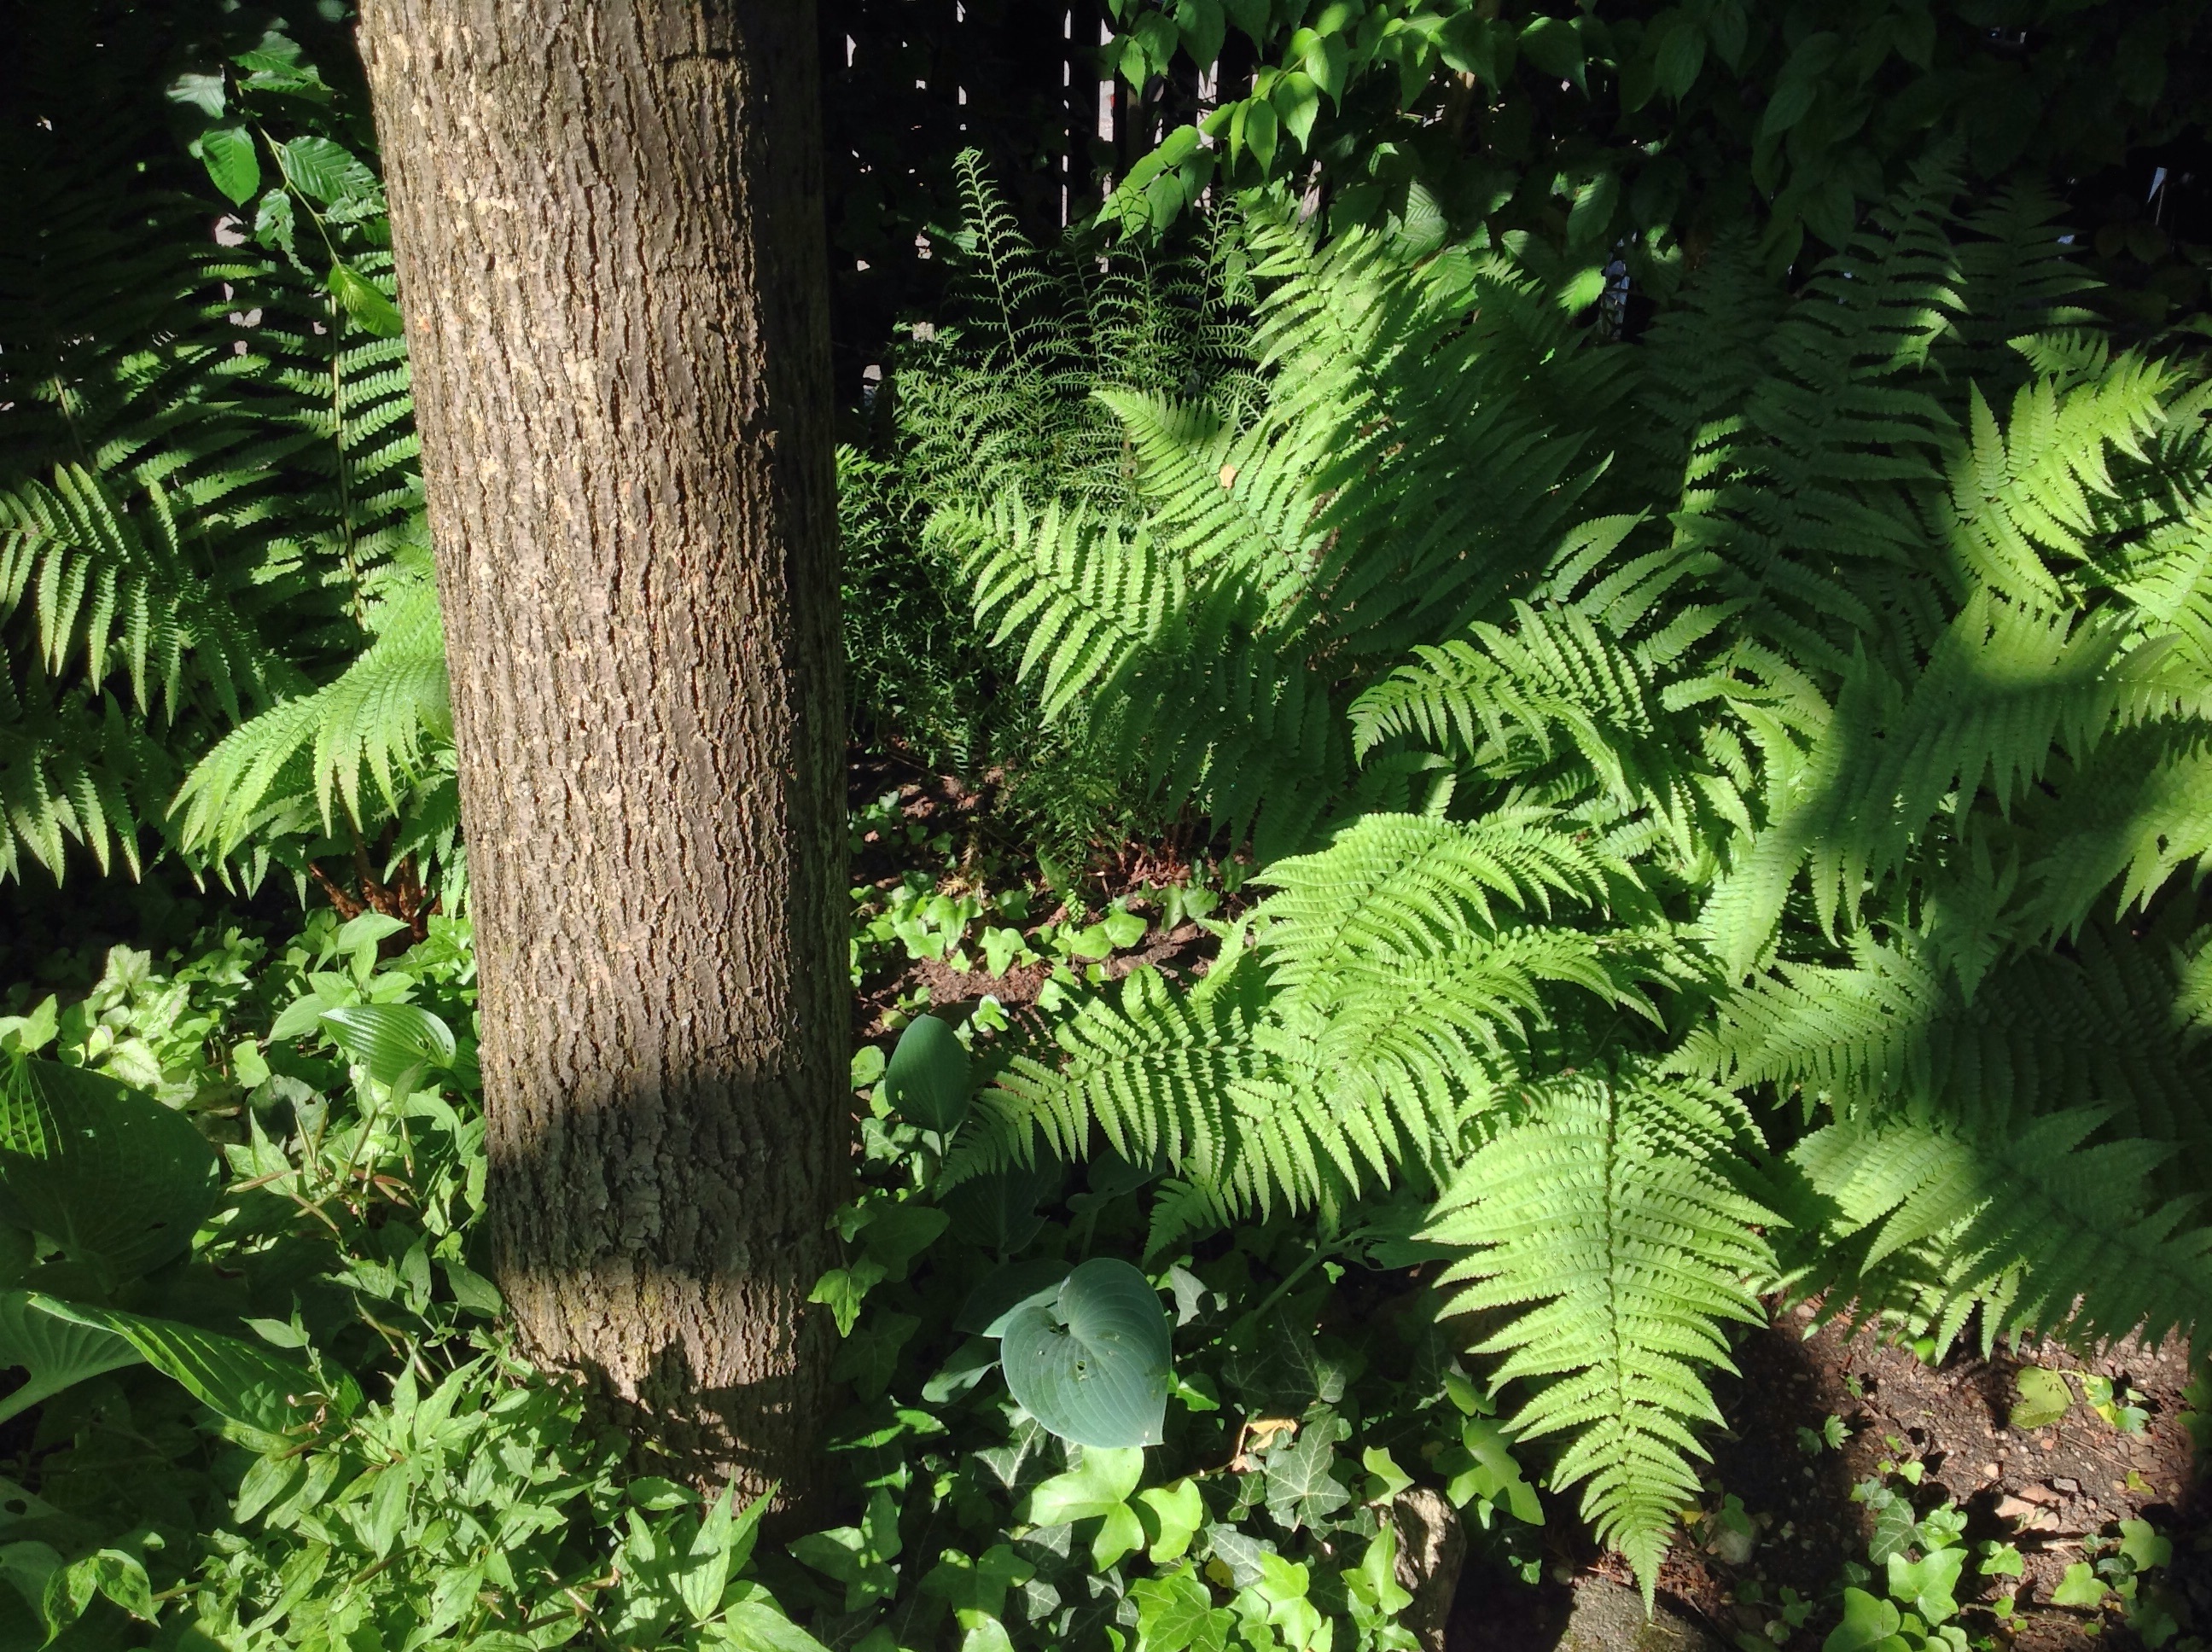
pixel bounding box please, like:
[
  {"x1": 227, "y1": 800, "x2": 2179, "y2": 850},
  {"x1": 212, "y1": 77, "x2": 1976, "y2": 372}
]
[{"x1": 4, "y1": 3, "x2": 2212, "y2": 1651}]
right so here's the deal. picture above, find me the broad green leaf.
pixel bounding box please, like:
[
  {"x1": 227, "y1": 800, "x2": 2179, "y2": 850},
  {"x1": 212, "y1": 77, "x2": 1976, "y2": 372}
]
[
  {"x1": 1272, "y1": 72, "x2": 1321, "y2": 147},
  {"x1": 195, "y1": 125, "x2": 260, "y2": 204},
  {"x1": 320, "y1": 1003, "x2": 454, "y2": 1088},
  {"x1": 328, "y1": 260, "x2": 404, "y2": 338},
  {"x1": 0, "y1": 1056, "x2": 219, "y2": 1282},
  {"x1": 709, "y1": 1597, "x2": 833, "y2": 1652},
  {"x1": 883, "y1": 1015, "x2": 969, "y2": 1130},
  {"x1": 1001, "y1": 1259, "x2": 1171, "y2": 1449},
  {"x1": 1518, "y1": 15, "x2": 1583, "y2": 83},
  {"x1": 1138, "y1": 1479, "x2": 1206, "y2": 1562},
  {"x1": 939, "y1": 1156, "x2": 1057, "y2": 1254},
  {"x1": 280, "y1": 135, "x2": 376, "y2": 205},
  {"x1": 2050, "y1": 1561, "x2": 2107, "y2": 1608},
  {"x1": 1822, "y1": 1587, "x2": 1903, "y2": 1652},
  {"x1": 0, "y1": 1293, "x2": 140, "y2": 1422},
  {"x1": 1887, "y1": 1546, "x2": 1965, "y2": 1624},
  {"x1": 959, "y1": 1259, "x2": 1072, "y2": 1336},
  {"x1": 1027, "y1": 1443, "x2": 1144, "y2": 1525},
  {"x1": 0, "y1": 1291, "x2": 344, "y2": 1434},
  {"x1": 2010, "y1": 1366, "x2": 2072, "y2": 1431}
]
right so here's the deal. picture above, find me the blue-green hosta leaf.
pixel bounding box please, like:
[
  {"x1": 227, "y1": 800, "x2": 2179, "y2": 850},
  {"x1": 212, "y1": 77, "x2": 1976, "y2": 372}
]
[
  {"x1": 884, "y1": 1015, "x2": 970, "y2": 1131},
  {"x1": 0, "y1": 1291, "x2": 352, "y2": 1433},
  {"x1": 320, "y1": 1003, "x2": 455, "y2": 1089},
  {"x1": 958, "y1": 1259, "x2": 1073, "y2": 1335},
  {"x1": 0, "y1": 1057, "x2": 219, "y2": 1283},
  {"x1": 1001, "y1": 1259, "x2": 1171, "y2": 1448}
]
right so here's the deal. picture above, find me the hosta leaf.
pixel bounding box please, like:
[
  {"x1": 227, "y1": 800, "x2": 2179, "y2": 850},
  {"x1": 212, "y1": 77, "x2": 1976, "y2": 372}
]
[
  {"x1": 1001, "y1": 1259, "x2": 1171, "y2": 1448},
  {"x1": 320, "y1": 1003, "x2": 455, "y2": 1089},
  {"x1": 0, "y1": 1056, "x2": 219, "y2": 1283},
  {"x1": 0, "y1": 1291, "x2": 346, "y2": 1434},
  {"x1": 884, "y1": 1015, "x2": 970, "y2": 1131}
]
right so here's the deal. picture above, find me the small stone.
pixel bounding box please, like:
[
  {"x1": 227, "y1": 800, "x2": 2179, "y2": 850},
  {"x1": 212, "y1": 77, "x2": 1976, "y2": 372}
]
[
  {"x1": 2052, "y1": 1477, "x2": 2081, "y2": 1495},
  {"x1": 1982, "y1": 1463, "x2": 2001, "y2": 1480},
  {"x1": 1558, "y1": 1579, "x2": 1718, "y2": 1652},
  {"x1": 2114, "y1": 1480, "x2": 2130, "y2": 1495}
]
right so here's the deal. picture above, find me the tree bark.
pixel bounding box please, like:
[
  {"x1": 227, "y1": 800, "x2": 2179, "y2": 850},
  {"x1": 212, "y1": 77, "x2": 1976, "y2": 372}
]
[{"x1": 356, "y1": 1, "x2": 846, "y2": 1498}]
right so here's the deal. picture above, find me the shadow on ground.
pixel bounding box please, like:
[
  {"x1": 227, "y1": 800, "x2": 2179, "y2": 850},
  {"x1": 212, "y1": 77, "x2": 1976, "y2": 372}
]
[{"x1": 1445, "y1": 1309, "x2": 2205, "y2": 1652}]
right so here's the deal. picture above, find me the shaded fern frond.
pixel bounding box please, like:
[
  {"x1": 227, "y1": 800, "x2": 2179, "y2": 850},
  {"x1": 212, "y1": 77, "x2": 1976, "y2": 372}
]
[{"x1": 1787, "y1": 1110, "x2": 2212, "y2": 1356}]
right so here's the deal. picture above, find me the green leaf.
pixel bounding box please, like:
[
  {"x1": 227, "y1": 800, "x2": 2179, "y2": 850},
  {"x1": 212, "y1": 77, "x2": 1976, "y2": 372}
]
[
  {"x1": 195, "y1": 125, "x2": 261, "y2": 205},
  {"x1": 0, "y1": 999, "x2": 55, "y2": 1058},
  {"x1": 884, "y1": 1015, "x2": 970, "y2": 1131},
  {"x1": 1002, "y1": 1259, "x2": 1171, "y2": 1449},
  {"x1": 2117, "y1": 1519, "x2": 2172, "y2": 1573},
  {"x1": 327, "y1": 260, "x2": 405, "y2": 339},
  {"x1": 1132, "y1": 1567, "x2": 1231, "y2": 1652},
  {"x1": 1518, "y1": 15, "x2": 1583, "y2": 84},
  {"x1": 0, "y1": 1291, "x2": 340, "y2": 1433},
  {"x1": 1026, "y1": 1444, "x2": 1144, "y2": 1526},
  {"x1": 1823, "y1": 1587, "x2": 1903, "y2": 1652},
  {"x1": 709, "y1": 1597, "x2": 834, "y2": 1652},
  {"x1": 1272, "y1": 73, "x2": 1321, "y2": 147},
  {"x1": 1237, "y1": 97, "x2": 1278, "y2": 170},
  {"x1": 2051, "y1": 1561, "x2": 2107, "y2": 1608},
  {"x1": 320, "y1": 1003, "x2": 454, "y2": 1089},
  {"x1": 0, "y1": 1056, "x2": 219, "y2": 1283},
  {"x1": 1887, "y1": 1546, "x2": 1965, "y2": 1625},
  {"x1": 281, "y1": 135, "x2": 377, "y2": 206},
  {"x1": 2010, "y1": 1367, "x2": 2072, "y2": 1431},
  {"x1": 958, "y1": 1259, "x2": 1073, "y2": 1336},
  {"x1": 0, "y1": 1292, "x2": 141, "y2": 1422},
  {"x1": 1138, "y1": 1478, "x2": 1205, "y2": 1562},
  {"x1": 1263, "y1": 1426, "x2": 1350, "y2": 1532}
]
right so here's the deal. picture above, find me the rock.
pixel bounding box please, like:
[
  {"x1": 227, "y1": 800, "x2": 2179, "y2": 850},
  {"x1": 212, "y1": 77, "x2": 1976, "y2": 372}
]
[
  {"x1": 2052, "y1": 1477, "x2": 2081, "y2": 1494},
  {"x1": 1391, "y1": 1488, "x2": 1465, "y2": 1652},
  {"x1": 1555, "y1": 1578, "x2": 1718, "y2": 1652}
]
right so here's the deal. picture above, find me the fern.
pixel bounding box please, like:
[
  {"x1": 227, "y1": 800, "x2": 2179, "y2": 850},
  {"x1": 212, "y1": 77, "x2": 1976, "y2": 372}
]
[
  {"x1": 1425, "y1": 1072, "x2": 1774, "y2": 1597},
  {"x1": 928, "y1": 160, "x2": 2212, "y2": 1593}
]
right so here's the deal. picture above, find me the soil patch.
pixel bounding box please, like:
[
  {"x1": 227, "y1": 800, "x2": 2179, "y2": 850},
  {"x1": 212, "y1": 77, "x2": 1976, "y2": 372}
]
[{"x1": 1453, "y1": 1311, "x2": 2205, "y2": 1652}]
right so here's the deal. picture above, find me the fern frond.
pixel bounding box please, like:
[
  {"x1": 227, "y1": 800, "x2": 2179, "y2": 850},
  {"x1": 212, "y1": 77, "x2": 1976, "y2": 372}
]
[
  {"x1": 172, "y1": 544, "x2": 449, "y2": 854},
  {"x1": 1788, "y1": 1109, "x2": 2212, "y2": 1355},
  {"x1": 1426, "y1": 1071, "x2": 1774, "y2": 1599}
]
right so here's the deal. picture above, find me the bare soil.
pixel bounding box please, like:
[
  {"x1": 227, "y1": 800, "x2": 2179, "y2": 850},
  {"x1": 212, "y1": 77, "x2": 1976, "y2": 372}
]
[{"x1": 1452, "y1": 1310, "x2": 2208, "y2": 1652}]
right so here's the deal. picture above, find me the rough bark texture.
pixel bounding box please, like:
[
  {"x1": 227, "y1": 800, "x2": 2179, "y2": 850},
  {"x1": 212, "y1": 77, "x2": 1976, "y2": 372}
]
[{"x1": 356, "y1": 0, "x2": 846, "y2": 1498}]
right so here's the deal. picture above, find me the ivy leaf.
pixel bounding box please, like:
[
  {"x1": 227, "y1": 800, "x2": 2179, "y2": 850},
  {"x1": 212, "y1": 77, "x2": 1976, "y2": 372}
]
[
  {"x1": 1025, "y1": 1445, "x2": 1144, "y2": 1527},
  {"x1": 1886, "y1": 1547, "x2": 1965, "y2": 1625},
  {"x1": 1821, "y1": 1587, "x2": 1901, "y2": 1652},
  {"x1": 1131, "y1": 1566, "x2": 1231, "y2": 1652},
  {"x1": 1262, "y1": 1426, "x2": 1350, "y2": 1533},
  {"x1": 1138, "y1": 1479, "x2": 1206, "y2": 1562},
  {"x1": 830, "y1": 1310, "x2": 917, "y2": 1400},
  {"x1": 2050, "y1": 1561, "x2": 2108, "y2": 1608}
]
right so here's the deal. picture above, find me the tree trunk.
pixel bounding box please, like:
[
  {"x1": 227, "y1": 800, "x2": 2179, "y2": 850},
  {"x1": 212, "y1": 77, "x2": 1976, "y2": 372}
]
[{"x1": 356, "y1": 1, "x2": 847, "y2": 1498}]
